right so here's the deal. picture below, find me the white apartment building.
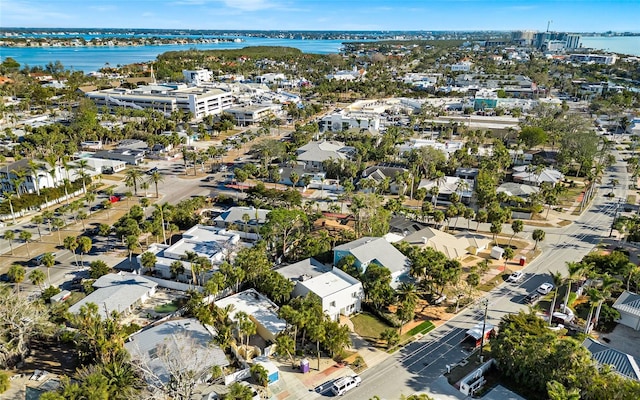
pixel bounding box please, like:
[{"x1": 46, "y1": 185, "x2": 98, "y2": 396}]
[
  {"x1": 319, "y1": 112, "x2": 380, "y2": 133},
  {"x1": 225, "y1": 105, "x2": 274, "y2": 126},
  {"x1": 183, "y1": 69, "x2": 213, "y2": 85},
  {"x1": 86, "y1": 84, "x2": 234, "y2": 120}
]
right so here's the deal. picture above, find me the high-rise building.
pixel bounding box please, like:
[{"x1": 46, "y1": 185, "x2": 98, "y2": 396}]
[{"x1": 566, "y1": 34, "x2": 581, "y2": 49}]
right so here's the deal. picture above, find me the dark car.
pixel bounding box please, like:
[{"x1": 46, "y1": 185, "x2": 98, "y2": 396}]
[
  {"x1": 0, "y1": 273, "x2": 10, "y2": 282},
  {"x1": 146, "y1": 167, "x2": 158, "y2": 175},
  {"x1": 524, "y1": 292, "x2": 541, "y2": 304},
  {"x1": 29, "y1": 253, "x2": 47, "y2": 267}
]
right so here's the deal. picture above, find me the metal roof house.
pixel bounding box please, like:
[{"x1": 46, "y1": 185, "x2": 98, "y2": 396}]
[
  {"x1": 333, "y1": 237, "x2": 410, "y2": 288},
  {"x1": 583, "y1": 338, "x2": 640, "y2": 381},
  {"x1": 68, "y1": 273, "x2": 157, "y2": 319},
  {"x1": 613, "y1": 290, "x2": 640, "y2": 331},
  {"x1": 125, "y1": 318, "x2": 229, "y2": 386}
]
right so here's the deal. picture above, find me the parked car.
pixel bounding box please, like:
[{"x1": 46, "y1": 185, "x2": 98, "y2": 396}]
[
  {"x1": 29, "y1": 253, "x2": 47, "y2": 267},
  {"x1": 537, "y1": 283, "x2": 554, "y2": 295},
  {"x1": 524, "y1": 292, "x2": 541, "y2": 304},
  {"x1": 146, "y1": 167, "x2": 158, "y2": 175},
  {"x1": 506, "y1": 271, "x2": 524, "y2": 283},
  {"x1": 331, "y1": 375, "x2": 361, "y2": 396}
]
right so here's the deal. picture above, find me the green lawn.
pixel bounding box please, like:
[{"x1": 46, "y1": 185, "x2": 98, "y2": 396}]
[
  {"x1": 406, "y1": 321, "x2": 435, "y2": 336},
  {"x1": 154, "y1": 301, "x2": 179, "y2": 313},
  {"x1": 351, "y1": 312, "x2": 393, "y2": 342}
]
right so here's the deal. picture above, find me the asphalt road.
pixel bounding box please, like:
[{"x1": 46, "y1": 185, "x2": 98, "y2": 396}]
[{"x1": 339, "y1": 157, "x2": 628, "y2": 400}]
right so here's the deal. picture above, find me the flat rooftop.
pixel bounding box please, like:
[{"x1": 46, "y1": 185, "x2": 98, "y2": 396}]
[
  {"x1": 299, "y1": 269, "x2": 360, "y2": 298},
  {"x1": 214, "y1": 289, "x2": 286, "y2": 337}
]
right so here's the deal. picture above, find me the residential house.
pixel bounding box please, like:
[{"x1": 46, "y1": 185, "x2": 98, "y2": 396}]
[
  {"x1": 295, "y1": 140, "x2": 356, "y2": 171},
  {"x1": 456, "y1": 233, "x2": 492, "y2": 255},
  {"x1": 402, "y1": 227, "x2": 470, "y2": 260},
  {"x1": 94, "y1": 148, "x2": 145, "y2": 165},
  {"x1": 455, "y1": 167, "x2": 479, "y2": 181},
  {"x1": 139, "y1": 225, "x2": 245, "y2": 281},
  {"x1": 388, "y1": 215, "x2": 428, "y2": 236},
  {"x1": 125, "y1": 318, "x2": 230, "y2": 386},
  {"x1": 497, "y1": 182, "x2": 540, "y2": 198},
  {"x1": 418, "y1": 176, "x2": 474, "y2": 204},
  {"x1": 583, "y1": 338, "x2": 640, "y2": 381},
  {"x1": 398, "y1": 139, "x2": 463, "y2": 159},
  {"x1": 613, "y1": 291, "x2": 640, "y2": 331},
  {"x1": 277, "y1": 258, "x2": 364, "y2": 320},
  {"x1": 333, "y1": 237, "x2": 410, "y2": 288},
  {"x1": 214, "y1": 289, "x2": 287, "y2": 343},
  {"x1": 68, "y1": 273, "x2": 157, "y2": 319},
  {"x1": 326, "y1": 67, "x2": 366, "y2": 81},
  {"x1": 213, "y1": 206, "x2": 270, "y2": 233},
  {"x1": 360, "y1": 164, "x2": 410, "y2": 195},
  {"x1": 512, "y1": 165, "x2": 564, "y2": 186}
]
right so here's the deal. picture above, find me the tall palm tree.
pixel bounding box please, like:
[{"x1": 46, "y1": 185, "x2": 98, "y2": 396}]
[
  {"x1": 3, "y1": 191, "x2": 17, "y2": 225},
  {"x1": 548, "y1": 271, "x2": 564, "y2": 326},
  {"x1": 27, "y1": 160, "x2": 43, "y2": 196},
  {"x1": 147, "y1": 170, "x2": 164, "y2": 198},
  {"x1": 593, "y1": 274, "x2": 621, "y2": 328},
  {"x1": 124, "y1": 167, "x2": 143, "y2": 196},
  {"x1": 584, "y1": 288, "x2": 604, "y2": 334},
  {"x1": 563, "y1": 262, "x2": 589, "y2": 310},
  {"x1": 3, "y1": 230, "x2": 15, "y2": 255}
]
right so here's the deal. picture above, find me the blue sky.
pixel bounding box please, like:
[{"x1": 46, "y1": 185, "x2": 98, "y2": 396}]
[{"x1": 2, "y1": 0, "x2": 639, "y2": 32}]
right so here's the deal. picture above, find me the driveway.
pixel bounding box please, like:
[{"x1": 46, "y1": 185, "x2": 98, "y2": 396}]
[{"x1": 599, "y1": 323, "x2": 640, "y2": 361}]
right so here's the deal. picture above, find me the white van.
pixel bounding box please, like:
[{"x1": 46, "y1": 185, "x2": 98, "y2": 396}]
[{"x1": 331, "y1": 375, "x2": 361, "y2": 396}]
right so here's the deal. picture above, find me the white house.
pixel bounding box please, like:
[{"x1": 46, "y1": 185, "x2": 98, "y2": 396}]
[
  {"x1": 295, "y1": 140, "x2": 356, "y2": 171},
  {"x1": 512, "y1": 165, "x2": 564, "y2": 186},
  {"x1": 418, "y1": 176, "x2": 474, "y2": 204},
  {"x1": 68, "y1": 273, "x2": 157, "y2": 319},
  {"x1": 277, "y1": 258, "x2": 364, "y2": 321},
  {"x1": 214, "y1": 289, "x2": 287, "y2": 343},
  {"x1": 139, "y1": 225, "x2": 246, "y2": 281},
  {"x1": 613, "y1": 291, "x2": 640, "y2": 331}
]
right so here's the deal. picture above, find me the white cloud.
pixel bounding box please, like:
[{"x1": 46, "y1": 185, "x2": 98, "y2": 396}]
[{"x1": 221, "y1": 0, "x2": 277, "y2": 11}]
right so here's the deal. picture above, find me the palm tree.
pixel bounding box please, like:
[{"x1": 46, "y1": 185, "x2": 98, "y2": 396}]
[
  {"x1": 584, "y1": 288, "x2": 604, "y2": 334},
  {"x1": 8, "y1": 264, "x2": 26, "y2": 291},
  {"x1": 147, "y1": 170, "x2": 164, "y2": 198},
  {"x1": 3, "y1": 230, "x2": 15, "y2": 255},
  {"x1": 3, "y1": 191, "x2": 17, "y2": 225},
  {"x1": 42, "y1": 252, "x2": 55, "y2": 285},
  {"x1": 31, "y1": 215, "x2": 45, "y2": 241},
  {"x1": 563, "y1": 262, "x2": 589, "y2": 310},
  {"x1": 170, "y1": 260, "x2": 185, "y2": 280},
  {"x1": 593, "y1": 274, "x2": 621, "y2": 328},
  {"x1": 27, "y1": 160, "x2": 43, "y2": 196},
  {"x1": 396, "y1": 282, "x2": 419, "y2": 307},
  {"x1": 77, "y1": 236, "x2": 92, "y2": 267},
  {"x1": 19, "y1": 230, "x2": 32, "y2": 258},
  {"x1": 64, "y1": 236, "x2": 79, "y2": 265},
  {"x1": 548, "y1": 271, "x2": 564, "y2": 326},
  {"x1": 52, "y1": 218, "x2": 64, "y2": 245},
  {"x1": 124, "y1": 167, "x2": 143, "y2": 196},
  {"x1": 532, "y1": 229, "x2": 545, "y2": 250},
  {"x1": 28, "y1": 269, "x2": 46, "y2": 290},
  {"x1": 84, "y1": 192, "x2": 96, "y2": 215}
]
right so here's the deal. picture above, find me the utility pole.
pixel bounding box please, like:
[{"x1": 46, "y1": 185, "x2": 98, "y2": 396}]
[
  {"x1": 609, "y1": 198, "x2": 622, "y2": 237},
  {"x1": 479, "y1": 298, "x2": 489, "y2": 362}
]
